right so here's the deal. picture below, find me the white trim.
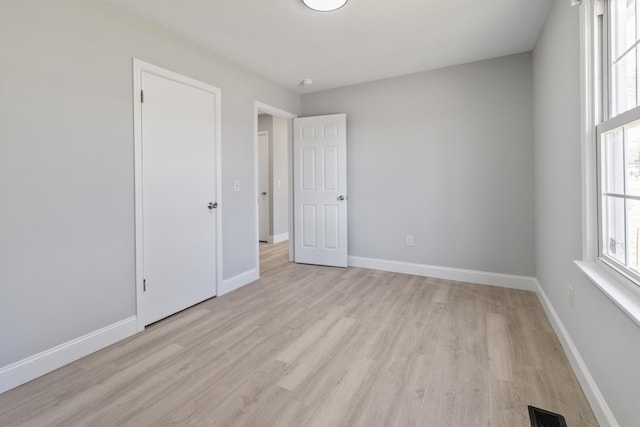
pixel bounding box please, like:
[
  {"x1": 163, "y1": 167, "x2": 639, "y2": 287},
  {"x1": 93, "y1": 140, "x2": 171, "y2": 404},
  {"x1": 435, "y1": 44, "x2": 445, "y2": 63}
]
[
  {"x1": 0, "y1": 317, "x2": 137, "y2": 394},
  {"x1": 579, "y1": 0, "x2": 598, "y2": 261},
  {"x1": 254, "y1": 101, "x2": 298, "y2": 272},
  {"x1": 575, "y1": 260, "x2": 640, "y2": 326},
  {"x1": 219, "y1": 268, "x2": 259, "y2": 296},
  {"x1": 348, "y1": 256, "x2": 536, "y2": 291},
  {"x1": 288, "y1": 117, "x2": 295, "y2": 263},
  {"x1": 133, "y1": 59, "x2": 223, "y2": 332},
  {"x1": 268, "y1": 232, "x2": 289, "y2": 244},
  {"x1": 255, "y1": 102, "x2": 297, "y2": 120},
  {"x1": 598, "y1": 104, "x2": 640, "y2": 133},
  {"x1": 577, "y1": 0, "x2": 640, "y2": 326},
  {"x1": 535, "y1": 281, "x2": 620, "y2": 427}
]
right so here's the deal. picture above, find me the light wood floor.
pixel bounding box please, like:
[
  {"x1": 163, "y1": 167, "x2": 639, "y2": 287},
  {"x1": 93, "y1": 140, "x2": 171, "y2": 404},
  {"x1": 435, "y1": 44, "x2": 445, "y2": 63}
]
[{"x1": 0, "y1": 241, "x2": 597, "y2": 426}]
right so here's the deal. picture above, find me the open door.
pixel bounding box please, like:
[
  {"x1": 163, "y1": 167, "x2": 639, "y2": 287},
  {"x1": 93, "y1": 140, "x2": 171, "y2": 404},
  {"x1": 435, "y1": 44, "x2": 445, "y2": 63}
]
[{"x1": 293, "y1": 114, "x2": 347, "y2": 267}]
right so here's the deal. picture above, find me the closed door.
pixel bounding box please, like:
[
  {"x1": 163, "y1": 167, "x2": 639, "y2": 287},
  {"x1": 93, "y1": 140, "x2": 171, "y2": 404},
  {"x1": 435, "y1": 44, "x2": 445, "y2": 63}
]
[
  {"x1": 140, "y1": 70, "x2": 218, "y2": 326},
  {"x1": 258, "y1": 131, "x2": 270, "y2": 242},
  {"x1": 293, "y1": 114, "x2": 348, "y2": 267}
]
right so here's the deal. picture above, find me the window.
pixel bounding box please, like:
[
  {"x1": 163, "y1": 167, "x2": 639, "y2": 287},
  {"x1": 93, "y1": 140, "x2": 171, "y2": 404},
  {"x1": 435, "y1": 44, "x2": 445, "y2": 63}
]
[
  {"x1": 598, "y1": 0, "x2": 640, "y2": 285},
  {"x1": 579, "y1": 0, "x2": 640, "y2": 326},
  {"x1": 610, "y1": 0, "x2": 639, "y2": 116}
]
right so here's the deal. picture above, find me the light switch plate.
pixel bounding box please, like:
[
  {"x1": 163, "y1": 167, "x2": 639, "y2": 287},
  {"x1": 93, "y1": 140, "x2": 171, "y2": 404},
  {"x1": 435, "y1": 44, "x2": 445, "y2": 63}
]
[
  {"x1": 406, "y1": 234, "x2": 414, "y2": 247},
  {"x1": 234, "y1": 180, "x2": 241, "y2": 192}
]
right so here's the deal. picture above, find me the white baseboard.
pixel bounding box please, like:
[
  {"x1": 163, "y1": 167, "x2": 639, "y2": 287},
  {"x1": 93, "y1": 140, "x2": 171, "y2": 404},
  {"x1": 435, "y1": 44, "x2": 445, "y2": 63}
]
[
  {"x1": 0, "y1": 316, "x2": 137, "y2": 395},
  {"x1": 348, "y1": 256, "x2": 536, "y2": 291},
  {"x1": 535, "y1": 280, "x2": 619, "y2": 427},
  {"x1": 267, "y1": 233, "x2": 289, "y2": 244},
  {"x1": 219, "y1": 268, "x2": 259, "y2": 296}
]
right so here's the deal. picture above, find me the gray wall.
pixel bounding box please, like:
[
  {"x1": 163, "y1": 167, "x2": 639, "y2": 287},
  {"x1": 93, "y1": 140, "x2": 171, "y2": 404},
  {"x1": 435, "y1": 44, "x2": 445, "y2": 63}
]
[
  {"x1": 533, "y1": 2, "x2": 640, "y2": 426},
  {"x1": 0, "y1": 0, "x2": 299, "y2": 367},
  {"x1": 302, "y1": 53, "x2": 535, "y2": 277}
]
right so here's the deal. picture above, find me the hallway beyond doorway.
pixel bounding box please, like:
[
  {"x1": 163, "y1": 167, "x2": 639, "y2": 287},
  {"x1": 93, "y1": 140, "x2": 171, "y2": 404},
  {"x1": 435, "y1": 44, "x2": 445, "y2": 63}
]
[{"x1": 259, "y1": 240, "x2": 289, "y2": 275}]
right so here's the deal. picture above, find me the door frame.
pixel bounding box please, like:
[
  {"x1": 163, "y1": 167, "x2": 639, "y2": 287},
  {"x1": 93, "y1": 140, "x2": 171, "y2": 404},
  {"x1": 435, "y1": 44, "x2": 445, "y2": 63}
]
[
  {"x1": 133, "y1": 59, "x2": 222, "y2": 332},
  {"x1": 254, "y1": 102, "x2": 297, "y2": 269}
]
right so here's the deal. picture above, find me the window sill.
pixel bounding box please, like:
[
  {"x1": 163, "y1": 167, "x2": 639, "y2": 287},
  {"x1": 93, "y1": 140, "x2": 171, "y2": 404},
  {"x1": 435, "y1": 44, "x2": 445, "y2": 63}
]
[{"x1": 574, "y1": 260, "x2": 640, "y2": 327}]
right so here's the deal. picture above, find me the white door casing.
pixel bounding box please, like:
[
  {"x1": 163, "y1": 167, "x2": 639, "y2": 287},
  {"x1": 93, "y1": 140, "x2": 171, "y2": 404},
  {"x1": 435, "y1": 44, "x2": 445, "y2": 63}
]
[
  {"x1": 133, "y1": 60, "x2": 222, "y2": 330},
  {"x1": 258, "y1": 131, "x2": 270, "y2": 242},
  {"x1": 293, "y1": 114, "x2": 348, "y2": 267},
  {"x1": 254, "y1": 102, "x2": 297, "y2": 265}
]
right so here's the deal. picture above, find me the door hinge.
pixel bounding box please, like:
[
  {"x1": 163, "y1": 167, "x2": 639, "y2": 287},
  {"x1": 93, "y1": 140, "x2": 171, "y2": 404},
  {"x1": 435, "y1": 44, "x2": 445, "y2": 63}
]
[
  {"x1": 140, "y1": 90, "x2": 144, "y2": 103},
  {"x1": 595, "y1": 0, "x2": 604, "y2": 15},
  {"x1": 143, "y1": 278, "x2": 146, "y2": 292}
]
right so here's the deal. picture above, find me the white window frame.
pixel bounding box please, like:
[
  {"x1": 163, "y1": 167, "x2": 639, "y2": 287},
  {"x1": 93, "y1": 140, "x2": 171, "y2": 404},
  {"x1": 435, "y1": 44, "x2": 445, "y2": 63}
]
[{"x1": 577, "y1": 0, "x2": 640, "y2": 326}]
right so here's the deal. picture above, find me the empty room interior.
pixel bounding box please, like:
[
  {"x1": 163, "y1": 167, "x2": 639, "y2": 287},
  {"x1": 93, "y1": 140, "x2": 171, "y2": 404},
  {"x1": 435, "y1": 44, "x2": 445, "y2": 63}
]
[{"x1": 1, "y1": 0, "x2": 640, "y2": 426}]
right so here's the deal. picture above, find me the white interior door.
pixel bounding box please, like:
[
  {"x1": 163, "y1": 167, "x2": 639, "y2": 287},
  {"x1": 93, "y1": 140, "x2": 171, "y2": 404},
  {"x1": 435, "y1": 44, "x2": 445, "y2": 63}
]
[
  {"x1": 293, "y1": 114, "x2": 347, "y2": 267},
  {"x1": 140, "y1": 70, "x2": 218, "y2": 326},
  {"x1": 258, "y1": 131, "x2": 270, "y2": 242}
]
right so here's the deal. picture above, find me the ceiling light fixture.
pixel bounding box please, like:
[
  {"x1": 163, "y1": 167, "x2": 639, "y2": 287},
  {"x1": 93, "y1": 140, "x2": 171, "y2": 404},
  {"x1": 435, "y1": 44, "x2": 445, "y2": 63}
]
[{"x1": 302, "y1": 0, "x2": 348, "y2": 12}]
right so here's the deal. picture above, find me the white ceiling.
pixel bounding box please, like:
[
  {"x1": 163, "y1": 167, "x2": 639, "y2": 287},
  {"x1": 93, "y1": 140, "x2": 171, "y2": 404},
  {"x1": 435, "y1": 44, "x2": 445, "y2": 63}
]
[{"x1": 104, "y1": 0, "x2": 553, "y2": 94}]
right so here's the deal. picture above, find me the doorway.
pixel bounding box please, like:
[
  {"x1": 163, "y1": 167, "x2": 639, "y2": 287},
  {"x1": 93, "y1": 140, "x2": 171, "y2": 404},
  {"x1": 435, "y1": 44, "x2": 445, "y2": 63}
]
[
  {"x1": 134, "y1": 60, "x2": 222, "y2": 331},
  {"x1": 254, "y1": 103, "x2": 296, "y2": 271}
]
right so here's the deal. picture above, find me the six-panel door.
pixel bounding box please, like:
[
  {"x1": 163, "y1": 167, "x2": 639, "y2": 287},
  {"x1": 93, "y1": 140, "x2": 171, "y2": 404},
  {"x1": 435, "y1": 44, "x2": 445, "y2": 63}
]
[{"x1": 293, "y1": 114, "x2": 348, "y2": 267}]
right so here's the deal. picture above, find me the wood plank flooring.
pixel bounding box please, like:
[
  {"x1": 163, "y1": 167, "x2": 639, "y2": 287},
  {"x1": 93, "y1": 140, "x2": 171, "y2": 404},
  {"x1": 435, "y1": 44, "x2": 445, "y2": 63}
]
[{"x1": 0, "y1": 241, "x2": 598, "y2": 426}]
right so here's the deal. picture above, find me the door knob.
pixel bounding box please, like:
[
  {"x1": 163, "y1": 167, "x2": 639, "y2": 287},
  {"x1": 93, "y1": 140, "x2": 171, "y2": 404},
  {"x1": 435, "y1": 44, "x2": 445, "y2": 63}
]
[
  {"x1": 337, "y1": 195, "x2": 345, "y2": 201},
  {"x1": 208, "y1": 202, "x2": 217, "y2": 210},
  {"x1": 261, "y1": 192, "x2": 267, "y2": 196}
]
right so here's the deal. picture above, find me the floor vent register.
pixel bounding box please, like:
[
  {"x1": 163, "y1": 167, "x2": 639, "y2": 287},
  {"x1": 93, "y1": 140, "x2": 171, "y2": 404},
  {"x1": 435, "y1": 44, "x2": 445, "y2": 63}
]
[{"x1": 528, "y1": 406, "x2": 568, "y2": 427}]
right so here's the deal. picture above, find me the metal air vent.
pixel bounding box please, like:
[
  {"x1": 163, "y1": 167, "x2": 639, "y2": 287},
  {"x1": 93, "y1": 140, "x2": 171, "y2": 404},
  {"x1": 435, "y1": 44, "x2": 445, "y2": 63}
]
[{"x1": 528, "y1": 406, "x2": 567, "y2": 427}]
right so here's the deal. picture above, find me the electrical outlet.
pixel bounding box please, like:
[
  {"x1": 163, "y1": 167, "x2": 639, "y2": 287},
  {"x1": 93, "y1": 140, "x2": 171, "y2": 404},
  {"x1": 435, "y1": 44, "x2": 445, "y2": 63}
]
[
  {"x1": 569, "y1": 285, "x2": 575, "y2": 310},
  {"x1": 406, "y1": 234, "x2": 414, "y2": 247}
]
